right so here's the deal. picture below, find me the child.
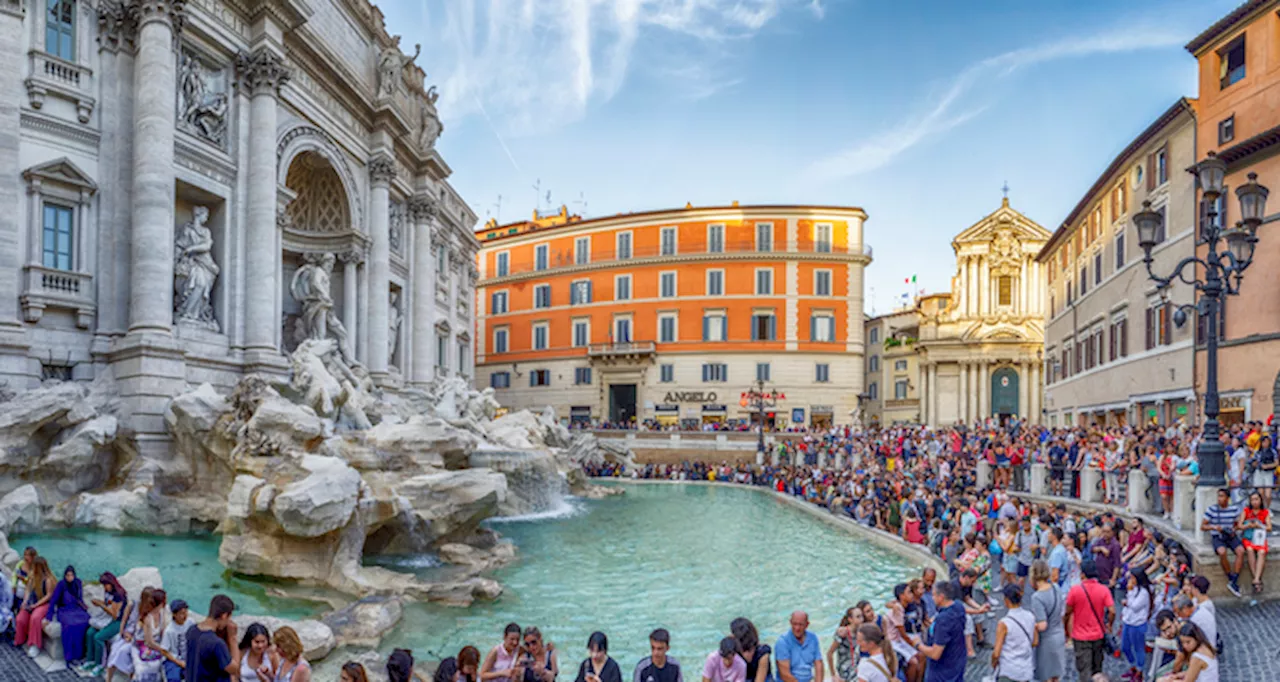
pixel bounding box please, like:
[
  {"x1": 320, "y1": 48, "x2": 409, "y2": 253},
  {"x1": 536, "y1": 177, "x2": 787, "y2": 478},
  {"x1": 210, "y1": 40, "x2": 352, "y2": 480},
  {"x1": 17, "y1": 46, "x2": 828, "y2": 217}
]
[{"x1": 160, "y1": 599, "x2": 190, "y2": 682}]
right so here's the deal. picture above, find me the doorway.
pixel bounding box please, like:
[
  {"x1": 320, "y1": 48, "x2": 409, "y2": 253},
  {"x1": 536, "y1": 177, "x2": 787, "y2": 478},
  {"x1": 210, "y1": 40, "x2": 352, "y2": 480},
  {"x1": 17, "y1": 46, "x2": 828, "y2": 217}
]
[
  {"x1": 609, "y1": 384, "x2": 637, "y2": 425},
  {"x1": 990, "y1": 366, "x2": 1019, "y2": 421}
]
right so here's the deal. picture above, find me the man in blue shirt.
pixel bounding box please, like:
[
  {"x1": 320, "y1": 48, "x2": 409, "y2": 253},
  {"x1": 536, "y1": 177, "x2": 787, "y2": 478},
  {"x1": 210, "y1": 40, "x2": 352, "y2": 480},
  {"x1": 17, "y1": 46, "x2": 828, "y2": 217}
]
[
  {"x1": 1202, "y1": 488, "x2": 1244, "y2": 596},
  {"x1": 776, "y1": 611, "x2": 823, "y2": 682},
  {"x1": 1046, "y1": 527, "x2": 1069, "y2": 586},
  {"x1": 915, "y1": 582, "x2": 966, "y2": 682}
]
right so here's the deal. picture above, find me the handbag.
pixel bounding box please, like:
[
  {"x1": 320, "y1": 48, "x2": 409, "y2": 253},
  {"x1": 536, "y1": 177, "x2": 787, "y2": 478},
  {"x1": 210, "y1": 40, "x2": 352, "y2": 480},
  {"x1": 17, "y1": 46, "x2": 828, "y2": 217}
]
[{"x1": 1082, "y1": 586, "x2": 1118, "y2": 655}]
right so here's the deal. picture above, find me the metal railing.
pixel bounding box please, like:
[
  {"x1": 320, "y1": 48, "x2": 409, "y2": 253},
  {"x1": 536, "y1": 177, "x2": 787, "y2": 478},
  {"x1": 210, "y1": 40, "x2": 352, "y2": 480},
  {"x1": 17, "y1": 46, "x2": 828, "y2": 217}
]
[
  {"x1": 489, "y1": 240, "x2": 874, "y2": 279},
  {"x1": 586, "y1": 340, "x2": 656, "y2": 357}
]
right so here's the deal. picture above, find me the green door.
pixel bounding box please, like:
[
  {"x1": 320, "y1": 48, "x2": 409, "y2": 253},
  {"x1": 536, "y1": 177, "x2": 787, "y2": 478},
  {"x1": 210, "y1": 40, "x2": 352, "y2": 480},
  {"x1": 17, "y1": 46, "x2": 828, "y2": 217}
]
[{"x1": 991, "y1": 367, "x2": 1019, "y2": 417}]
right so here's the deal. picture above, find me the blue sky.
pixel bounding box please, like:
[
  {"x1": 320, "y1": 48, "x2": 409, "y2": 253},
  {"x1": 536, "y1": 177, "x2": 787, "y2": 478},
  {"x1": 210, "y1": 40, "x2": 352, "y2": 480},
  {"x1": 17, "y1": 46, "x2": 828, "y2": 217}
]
[{"x1": 380, "y1": 0, "x2": 1236, "y2": 315}]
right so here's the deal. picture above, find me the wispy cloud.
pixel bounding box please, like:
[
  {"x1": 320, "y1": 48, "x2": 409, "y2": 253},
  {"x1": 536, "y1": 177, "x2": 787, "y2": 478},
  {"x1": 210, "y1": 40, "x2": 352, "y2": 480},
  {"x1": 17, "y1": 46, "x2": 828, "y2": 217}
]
[
  {"x1": 803, "y1": 26, "x2": 1187, "y2": 183},
  {"x1": 419, "y1": 0, "x2": 821, "y2": 136}
]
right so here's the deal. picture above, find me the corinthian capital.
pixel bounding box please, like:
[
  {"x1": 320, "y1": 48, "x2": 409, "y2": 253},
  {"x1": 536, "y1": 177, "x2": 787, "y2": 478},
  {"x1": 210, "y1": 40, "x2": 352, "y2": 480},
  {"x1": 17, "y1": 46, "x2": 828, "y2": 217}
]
[
  {"x1": 135, "y1": 0, "x2": 186, "y2": 32},
  {"x1": 368, "y1": 155, "x2": 397, "y2": 187},
  {"x1": 408, "y1": 195, "x2": 437, "y2": 223},
  {"x1": 96, "y1": 0, "x2": 137, "y2": 52},
  {"x1": 236, "y1": 48, "x2": 291, "y2": 96}
]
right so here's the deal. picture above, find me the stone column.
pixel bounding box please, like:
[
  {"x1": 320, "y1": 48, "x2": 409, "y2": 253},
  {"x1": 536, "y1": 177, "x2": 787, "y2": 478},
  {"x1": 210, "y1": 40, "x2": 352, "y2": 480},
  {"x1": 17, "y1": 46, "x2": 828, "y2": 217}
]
[
  {"x1": 340, "y1": 249, "x2": 362, "y2": 353},
  {"x1": 978, "y1": 258, "x2": 988, "y2": 317},
  {"x1": 920, "y1": 361, "x2": 930, "y2": 425},
  {"x1": 127, "y1": 0, "x2": 184, "y2": 335},
  {"x1": 959, "y1": 362, "x2": 969, "y2": 424},
  {"x1": 237, "y1": 49, "x2": 290, "y2": 354},
  {"x1": 1018, "y1": 361, "x2": 1029, "y2": 419},
  {"x1": 978, "y1": 361, "x2": 989, "y2": 421},
  {"x1": 366, "y1": 156, "x2": 396, "y2": 379},
  {"x1": 928, "y1": 362, "x2": 938, "y2": 427},
  {"x1": 0, "y1": 0, "x2": 29, "y2": 382},
  {"x1": 409, "y1": 196, "x2": 436, "y2": 386}
]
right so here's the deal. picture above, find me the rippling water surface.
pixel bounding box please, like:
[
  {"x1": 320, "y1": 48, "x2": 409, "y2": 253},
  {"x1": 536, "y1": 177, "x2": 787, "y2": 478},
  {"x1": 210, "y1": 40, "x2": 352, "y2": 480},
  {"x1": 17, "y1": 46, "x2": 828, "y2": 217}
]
[{"x1": 379, "y1": 483, "x2": 922, "y2": 666}]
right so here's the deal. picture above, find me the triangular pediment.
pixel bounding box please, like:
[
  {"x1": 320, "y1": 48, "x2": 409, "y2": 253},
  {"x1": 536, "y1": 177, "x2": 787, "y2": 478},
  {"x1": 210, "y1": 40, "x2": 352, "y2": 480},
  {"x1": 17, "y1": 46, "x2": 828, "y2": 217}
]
[
  {"x1": 952, "y1": 201, "x2": 1051, "y2": 248},
  {"x1": 23, "y1": 157, "x2": 97, "y2": 193}
]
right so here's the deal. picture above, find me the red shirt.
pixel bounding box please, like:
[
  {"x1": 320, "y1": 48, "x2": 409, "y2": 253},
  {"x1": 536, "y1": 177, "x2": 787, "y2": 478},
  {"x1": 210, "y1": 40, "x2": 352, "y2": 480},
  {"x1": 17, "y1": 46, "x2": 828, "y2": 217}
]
[{"x1": 1066, "y1": 579, "x2": 1114, "y2": 641}]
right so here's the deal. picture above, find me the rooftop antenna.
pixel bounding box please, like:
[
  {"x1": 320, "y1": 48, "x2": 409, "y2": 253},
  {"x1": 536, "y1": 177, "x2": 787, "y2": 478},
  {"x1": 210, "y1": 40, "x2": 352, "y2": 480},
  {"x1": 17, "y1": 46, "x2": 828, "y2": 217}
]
[
  {"x1": 491, "y1": 194, "x2": 502, "y2": 224},
  {"x1": 545, "y1": 190, "x2": 552, "y2": 213},
  {"x1": 532, "y1": 178, "x2": 541, "y2": 215},
  {"x1": 573, "y1": 191, "x2": 588, "y2": 217}
]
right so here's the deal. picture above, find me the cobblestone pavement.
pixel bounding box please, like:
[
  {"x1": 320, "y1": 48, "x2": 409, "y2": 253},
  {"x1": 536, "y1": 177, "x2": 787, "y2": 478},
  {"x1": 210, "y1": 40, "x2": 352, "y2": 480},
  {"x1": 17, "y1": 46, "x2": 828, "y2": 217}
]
[
  {"x1": 959, "y1": 597, "x2": 1280, "y2": 681},
  {"x1": 0, "y1": 642, "x2": 93, "y2": 682}
]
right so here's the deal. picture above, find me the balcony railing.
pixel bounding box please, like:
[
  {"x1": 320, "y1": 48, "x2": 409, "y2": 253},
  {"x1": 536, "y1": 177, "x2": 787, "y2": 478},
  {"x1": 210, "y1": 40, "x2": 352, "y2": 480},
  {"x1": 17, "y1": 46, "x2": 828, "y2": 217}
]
[
  {"x1": 21, "y1": 264, "x2": 95, "y2": 328},
  {"x1": 25, "y1": 51, "x2": 95, "y2": 123},
  {"x1": 488, "y1": 240, "x2": 874, "y2": 280},
  {"x1": 587, "y1": 340, "x2": 656, "y2": 358}
]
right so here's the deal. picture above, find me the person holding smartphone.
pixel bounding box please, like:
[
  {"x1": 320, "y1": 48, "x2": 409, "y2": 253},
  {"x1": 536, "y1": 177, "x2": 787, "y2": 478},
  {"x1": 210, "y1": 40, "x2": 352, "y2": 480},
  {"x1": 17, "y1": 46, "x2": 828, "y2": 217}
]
[
  {"x1": 575, "y1": 632, "x2": 622, "y2": 682},
  {"x1": 513, "y1": 627, "x2": 559, "y2": 682}
]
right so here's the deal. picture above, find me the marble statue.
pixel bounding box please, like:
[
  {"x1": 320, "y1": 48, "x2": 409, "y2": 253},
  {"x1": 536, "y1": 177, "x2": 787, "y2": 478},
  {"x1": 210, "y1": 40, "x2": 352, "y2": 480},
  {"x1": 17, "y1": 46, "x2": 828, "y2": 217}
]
[
  {"x1": 174, "y1": 206, "x2": 220, "y2": 328},
  {"x1": 178, "y1": 52, "x2": 229, "y2": 146},
  {"x1": 377, "y1": 43, "x2": 420, "y2": 99},
  {"x1": 419, "y1": 105, "x2": 442, "y2": 152},
  {"x1": 290, "y1": 253, "x2": 352, "y2": 359},
  {"x1": 388, "y1": 291, "x2": 402, "y2": 368}
]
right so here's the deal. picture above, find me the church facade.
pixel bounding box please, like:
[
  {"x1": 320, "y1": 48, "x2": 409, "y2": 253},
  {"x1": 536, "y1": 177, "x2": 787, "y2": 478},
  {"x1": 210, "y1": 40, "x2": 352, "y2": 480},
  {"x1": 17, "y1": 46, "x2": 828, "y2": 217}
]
[
  {"x1": 915, "y1": 199, "x2": 1051, "y2": 427},
  {"x1": 0, "y1": 0, "x2": 477, "y2": 451}
]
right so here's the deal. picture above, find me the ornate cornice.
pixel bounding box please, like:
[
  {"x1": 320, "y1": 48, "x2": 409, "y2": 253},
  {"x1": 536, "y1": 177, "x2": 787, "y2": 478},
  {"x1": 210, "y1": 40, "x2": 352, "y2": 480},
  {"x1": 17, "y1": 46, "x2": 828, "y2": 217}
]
[
  {"x1": 235, "y1": 48, "x2": 291, "y2": 97},
  {"x1": 338, "y1": 247, "x2": 366, "y2": 265},
  {"x1": 368, "y1": 155, "x2": 396, "y2": 187},
  {"x1": 97, "y1": 0, "x2": 138, "y2": 53}
]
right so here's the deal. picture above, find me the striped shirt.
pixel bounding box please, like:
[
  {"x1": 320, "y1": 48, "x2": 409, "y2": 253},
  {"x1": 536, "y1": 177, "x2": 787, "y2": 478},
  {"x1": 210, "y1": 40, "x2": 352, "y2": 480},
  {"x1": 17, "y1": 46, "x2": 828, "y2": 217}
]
[{"x1": 1203, "y1": 503, "x2": 1241, "y2": 538}]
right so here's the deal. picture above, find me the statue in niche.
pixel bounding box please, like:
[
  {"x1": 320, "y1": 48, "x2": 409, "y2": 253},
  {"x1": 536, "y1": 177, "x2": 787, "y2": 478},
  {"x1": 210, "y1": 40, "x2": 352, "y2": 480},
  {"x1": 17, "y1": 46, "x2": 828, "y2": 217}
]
[
  {"x1": 387, "y1": 290, "x2": 402, "y2": 368},
  {"x1": 178, "y1": 52, "x2": 229, "y2": 146},
  {"x1": 419, "y1": 105, "x2": 443, "y2": 152},
  {"x1": 174, "y1": 206, "x2": 220, "y2": 329},
  {"x1": 389, "y1": 204, "x2": 403, "y2": 255},
  {"x1": 289, "y1": 253, "x2": 353, "y2": 360},
  {"x1": 377, "y1": 43, "x2": 420, "y2": 99}
]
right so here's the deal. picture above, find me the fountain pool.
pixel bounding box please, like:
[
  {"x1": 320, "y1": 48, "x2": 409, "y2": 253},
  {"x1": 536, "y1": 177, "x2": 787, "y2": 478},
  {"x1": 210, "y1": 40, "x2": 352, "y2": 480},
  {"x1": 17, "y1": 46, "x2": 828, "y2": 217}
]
[
  {"x1": 371, "y1": 482, "x2": 923, "y2": 666},
  {"x1": 8, "y1": 529, "x2": 323, "y2": 619}
]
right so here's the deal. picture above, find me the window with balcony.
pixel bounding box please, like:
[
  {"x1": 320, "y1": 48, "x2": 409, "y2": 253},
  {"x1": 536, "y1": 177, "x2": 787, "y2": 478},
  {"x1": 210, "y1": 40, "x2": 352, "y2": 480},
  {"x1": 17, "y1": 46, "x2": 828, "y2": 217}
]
[
  {"x1": 660, "y1": 271, "x2": 677, "y2": 298},
  {"x1": 1219, "y1": 35, "x2": 1246, "y2": 89},
  {"x1": 613, "y1": 317, "x2": 632, "y2": 343},
  {"x1": 534, "y1": 244, "x2": 549, "y2": 270},
  {"x1": 706, "y1": 270, "x2": 724, "y2": 296},
  {"x1": 659, "y1": 314, "x2": 677, "y2": 343},
  {"x1": 533, "y1": 323, "x2": 549, "y2": 350},
  {"x1": 490, "y1": 291, "x2": 508, "y2": 315},
  {"x1": 810, "y1": 313, "x2": 835, "y2": 342},
  {"x1": 660, "y1": 227, "x2": 677, "y2": 255},
  {"x1": 490, "y1": 372, "x2": 510, "y2": 389},
  {"x1": 495, "y1": 252, "x2": 509, "y2": 277},
  {"x1": 703, "y1": 312, "x2": 727, "y2": 341},
  {"x1": 574, "y1": 237, "x2": 590, "y2": 265},
  {"x1": 755, "y1": 223, "x2": 773, "y2": 252},
  {"x1": 573, "y1": 319, "x2": 589, "y2": 348},
  {"x1": 660, "y1": 364, "x2": 674, "y2": 383},
  {"x1": 751, "y1": 313, "x2": 776, "y2": 341},
  {"x1": 755, "y1": 268, "x2": 773, "y2": 295},
  {"x1": 493, "y1": 328, "x2": 508, "y2": 353},
  {"x1": 46, "y1": 0, "x2": 76, "y2": 61},
  {"x1": 534, "y1": 284, "x2": 551, "y2": 309},
  {"x1": 22, "y1": 159, "x2": 97, "y2": 328},
  {"x1": 815, "y1": 269, "x2": 832, "y2": 296},
  {"x1": 615, "y1": 274, "x2": 631, "y2": 301},
  {"x1": 814, "y1": 223, "x2": 832, "y2": 253},
  {"x1": 42, "y1": 204, "x2": 74, "y2": 271},
  {"x1": 707, "y1": 224, "x2": 724, "y2": 253},
  {"x1": 815, "y1": 363, "x2": 830, "y2": 383},
  {"x1": 574, "y1": 367, "x2": 592, "y2": 385},
  {"x1": 702, "y1": 363, "x2": 728, "y2": 382},
  {"x1": 756, "y1": 363, "x2": 771, "y2": 382},
  {"x1": 616, "y1": 231, "x2": 632, "y2": 259},
  {"x1": 530, "y1": 369, "x2": 551, "y2": 387}
]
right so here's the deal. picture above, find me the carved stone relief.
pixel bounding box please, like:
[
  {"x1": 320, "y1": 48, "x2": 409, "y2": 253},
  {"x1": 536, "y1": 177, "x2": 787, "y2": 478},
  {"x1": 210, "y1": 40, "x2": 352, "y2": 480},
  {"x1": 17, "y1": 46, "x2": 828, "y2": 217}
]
[
  {"x1": 178, "y1": 49, "x2": 229, "y2": 147},
  {"x1": 389, "y1": 201, "x2": 404, "y2": 256}
]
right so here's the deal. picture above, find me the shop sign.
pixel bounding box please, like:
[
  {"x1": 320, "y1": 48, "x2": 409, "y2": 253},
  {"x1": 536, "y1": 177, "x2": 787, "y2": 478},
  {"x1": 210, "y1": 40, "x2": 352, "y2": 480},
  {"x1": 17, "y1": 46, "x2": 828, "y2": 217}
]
[
  {"x1": 810, "y1": 405, "x2": 833, "y2": 414},
  {"x1": 1176, "y1": 405, "x2": 1188, "y2": 416},
  {"x1": 666, "y1": 391, "x2": 717, "y2": 403},
  {"x1": 1221, "y1": 396, "x2": 1245, "y2": 410},
  {"x1": 702, "y1": 404, "x2": 727, "y2": 413},
  {"x1": 791, "y1": 408, "x2": 806, "y2": 423},
  {"x1": 655, "y1": 405, "x2": 679, "y2": 413}
]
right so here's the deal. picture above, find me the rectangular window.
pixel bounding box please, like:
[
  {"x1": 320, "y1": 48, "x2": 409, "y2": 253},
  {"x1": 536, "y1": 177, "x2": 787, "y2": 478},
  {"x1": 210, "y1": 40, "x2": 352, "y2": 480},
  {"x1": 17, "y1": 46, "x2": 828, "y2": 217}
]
[
  {"x1": 1158, "y1": 302, "x2": 1171, "y2": 346},
  {"x1": 534, "y1": 244, "x2": 549, "y2": 271},
  {"x1": 751, "y1": 313, "x2": 777, "y2": 341},
  {"x1": 1156, "y1": 146, "x2": 1168, "y2": 185},
  {"x1": 755, "y1": 268, "x2": 773, "y2": 295},
  {"x1": 756, "y1": 362, "x2": 771, "y2": 382},
  {"x1": 815, "y1": 270, "x2": 832, "y2": 296},
  {"x1": 534, "y1": 284, "x2": 551, "y2": 309},
  {"x1": 533, "y1": 323, "x2": 549, "y2": 350},
  {"x1": 530, "y1": 369, "x2": 551, "y2": 387},
  {"x1": 815, "y1": 363, "x2": 830, "y2": 383},
  {"x1": 1220, "y1": 35, "x2": 1246, "y2": 89},
  {"x1": 490, "y1": 372, "x2": 510, "y2": 389},
  {"x1": 659, "y1": 315, "x2": 677, "y2": 343},
  {"x1": 1219, "y1": 115, "x2": 1235, "y2": 145},
  {"x1": 1094, "y1": 252, "x2": 1103, "y2": 284},
  {"x1": 755, "y1": 223, "x2": 773, "y2": 252},
  {"x1": 706, "y1": 270, "x2": 724, "y2": 296},
  {"x1": 997, "y1": 276, "x2": 1013, "y2": 307},
  {"x1": 574, "y1": 367, "x2": 592, "y2": 385},
  {"x1": 660, "y1": 226, "x2": 677, "y2": 255},
  {"x1": 436, "y1": 335, "x2": 449, "y2": 370},
  {"x1": 660, "y1": 271, "x2": 677, "y2": 298},
  {"x1": 489, "y1": 291, "x2": 508, "y2": 314},
  {"x1": 496, "y1": 252, "x2": 509, "y2": 277},
  {"x1": 45, "y1": 0, "x2": 75, "y2": 61},
  {"x1": 895, "y1": 360, "x2": 908, "y2": 371},
  {"x1": 569, "y1": 280, "x2": 592, "y2": 305},
  {"x1": 574, "y1": 237, "x2": 590, "y2": 265},
  {"x1": 814, "y1": 223, "x2": 832, "y2": 253},
  {"x1": 707, "y1": 224, "x2": 724, "y2": 253},
  {"x1": 573, "y1": 320, "x2": 589, "y2": 348},
  {"x1": 869, "y1": 328, "x2": 879, "y2": 345},
  {"x1": 1119, "y1": 317, "x2": 1128, "y2": 357},
  {"x1": 660, "y1": 364, "x2": 674, "y2": 383},
  {"x1": 894, "y1": 380, "x2": 908, "y2": 400},
  {"x1": 41, "y1": 203, "x2": 74, "y2": 271},
  {"x1": 1079, "y1": 268, "x2": 1087, "y2": 297},
  {"x1": 616, "y1": 231, "x2": 632, "y2": 259},
  {"x1": 615, "y1": 274, "x2": 631, "y2": 301},
  {"x1": 458, "y1": 341, "x2": 468, "y2": 375},
  {"x1": 613, "y1": 317, "x2": 632, "y2": 343},
  {"x1": 701, "y1": 363, "x2": 728, "y2": 382},
  {"x1": 1115, "y1": 233, "x2": 1125, "y2": 270},
  {"x1": 1145, "y1": 306, "x2": 1156, "y2": 350},
  {"x1": 809, "y1": 314, "x2": 835, "y2": 342},
  {"x1": 493, "y1": 328, "x2": 508, "y2": 354},
  {"x1": 703, "y1": 313, "x2": 727, "y2": 341}
]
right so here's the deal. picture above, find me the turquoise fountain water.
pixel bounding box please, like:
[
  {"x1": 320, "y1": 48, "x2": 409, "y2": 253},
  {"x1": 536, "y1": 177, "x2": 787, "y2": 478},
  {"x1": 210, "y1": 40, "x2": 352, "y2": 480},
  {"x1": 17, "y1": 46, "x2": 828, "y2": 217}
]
[
  {"x1": 370, "y1": 483, "x2": 923, "y2": 666},
  {"x1": 8, "y1": 529, "x2": 321, "y2": 619}
]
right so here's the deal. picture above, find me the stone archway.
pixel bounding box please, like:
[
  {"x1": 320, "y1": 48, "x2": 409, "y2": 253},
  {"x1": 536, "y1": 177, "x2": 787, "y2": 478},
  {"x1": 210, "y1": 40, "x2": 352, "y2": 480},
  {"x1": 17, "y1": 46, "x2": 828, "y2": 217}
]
[
  {"x1": 991, "y1": 366, "x2": 1019, "y2": 418},
  {"x1": 284, "y1": 151, "x2": 350, "y2": 234},
  {"x1": 276, "y1": 125, "x2": 364, "y2": 233}
]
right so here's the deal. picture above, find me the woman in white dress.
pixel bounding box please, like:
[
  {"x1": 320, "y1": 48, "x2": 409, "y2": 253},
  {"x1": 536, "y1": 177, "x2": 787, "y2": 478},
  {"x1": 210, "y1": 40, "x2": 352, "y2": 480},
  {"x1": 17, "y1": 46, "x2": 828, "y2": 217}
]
[
  {"x1": 104, "y1": 587, "x2": 166, "y2": 682},
  {"x1": 1157, "y1": 621, "x2": 1217, "y2": 682}
]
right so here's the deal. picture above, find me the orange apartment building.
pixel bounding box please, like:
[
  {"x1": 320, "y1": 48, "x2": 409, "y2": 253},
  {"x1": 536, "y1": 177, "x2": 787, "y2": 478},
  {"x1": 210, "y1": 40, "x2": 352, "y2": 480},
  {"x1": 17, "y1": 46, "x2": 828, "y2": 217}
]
[
  {"x1": 473, "y1": 204, "x2": 872, "y2": 428},
  {"x1": 1186, "y1": 1, "x2": 1280, "y2": 424}
]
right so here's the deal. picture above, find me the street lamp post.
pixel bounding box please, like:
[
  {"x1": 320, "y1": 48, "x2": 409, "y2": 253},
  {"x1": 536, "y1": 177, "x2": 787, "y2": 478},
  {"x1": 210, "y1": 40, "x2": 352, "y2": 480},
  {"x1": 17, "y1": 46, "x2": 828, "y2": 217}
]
[
  {"x1": 1133, "y1": 151, "x2": 1269, "y2": 488},
  {"x1": 745, "y1": 380, "x2": 784, "y2": 465}
]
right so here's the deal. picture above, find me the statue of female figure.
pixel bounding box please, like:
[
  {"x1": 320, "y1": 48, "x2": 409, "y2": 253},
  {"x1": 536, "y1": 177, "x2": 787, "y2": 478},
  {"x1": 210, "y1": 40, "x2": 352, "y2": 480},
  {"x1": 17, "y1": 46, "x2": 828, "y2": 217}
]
[{"x1": 174, "y1": 206, "x2": 220, "y2": 327}]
